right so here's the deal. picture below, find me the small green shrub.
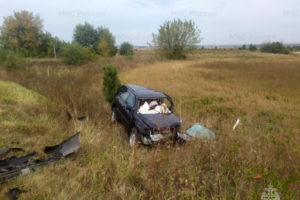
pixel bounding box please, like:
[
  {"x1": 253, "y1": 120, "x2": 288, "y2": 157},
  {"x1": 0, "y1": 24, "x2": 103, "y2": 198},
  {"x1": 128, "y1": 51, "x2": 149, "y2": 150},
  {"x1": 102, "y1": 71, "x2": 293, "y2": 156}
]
[
  {"x1": 61, "y1": 43, "x2": 94, "y2": 65},
  {"x1": 102, "y1": 63, "x2": 121, "y2": 102},
  {"x1": 0, "y1": 50, "x2": 26, "y2": 70},
  {"x1": 120, "y1": 42, "x2": 134, "y2": 56},
  {"x1": 260, "y1": 42, "x2": 290, "y2": 54}
]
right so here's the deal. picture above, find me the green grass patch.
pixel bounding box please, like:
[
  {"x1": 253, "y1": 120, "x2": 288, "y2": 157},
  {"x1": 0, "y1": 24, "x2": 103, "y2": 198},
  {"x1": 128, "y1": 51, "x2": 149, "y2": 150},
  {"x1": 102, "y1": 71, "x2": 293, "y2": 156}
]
[
  {"x1": 0, "y1": 80, "x2": 47, "y2": 105},
  {"x1": 257, "y1": 110, "x2": 285, "y2": 123},
  {"x1": 0, "y1": 80, "x2": 59, "y2": 148}
]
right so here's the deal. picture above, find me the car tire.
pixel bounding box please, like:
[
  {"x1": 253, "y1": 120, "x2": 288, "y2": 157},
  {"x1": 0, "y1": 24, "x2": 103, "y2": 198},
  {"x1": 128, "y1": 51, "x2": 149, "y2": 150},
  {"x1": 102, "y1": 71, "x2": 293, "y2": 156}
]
[
  {"x1": 111, "y1": 108, "x2": 117, "y2": 122},
  {"x1": 129, "y1": 127, "x2": 138, "y2": 147}
]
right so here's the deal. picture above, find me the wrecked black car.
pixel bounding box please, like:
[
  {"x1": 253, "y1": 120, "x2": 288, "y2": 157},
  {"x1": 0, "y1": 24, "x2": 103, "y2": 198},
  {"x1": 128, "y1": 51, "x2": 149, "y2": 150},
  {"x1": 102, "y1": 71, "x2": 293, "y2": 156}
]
[{"x1": 111, "y1": 84, "x2": 182, "y2": 146}]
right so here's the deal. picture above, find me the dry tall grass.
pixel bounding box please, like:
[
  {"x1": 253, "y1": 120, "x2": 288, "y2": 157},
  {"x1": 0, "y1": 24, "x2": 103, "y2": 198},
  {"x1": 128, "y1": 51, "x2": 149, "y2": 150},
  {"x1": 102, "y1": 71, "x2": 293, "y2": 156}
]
[{"x1": 0, "y1": 50, "x2": 299, "y2": 199}]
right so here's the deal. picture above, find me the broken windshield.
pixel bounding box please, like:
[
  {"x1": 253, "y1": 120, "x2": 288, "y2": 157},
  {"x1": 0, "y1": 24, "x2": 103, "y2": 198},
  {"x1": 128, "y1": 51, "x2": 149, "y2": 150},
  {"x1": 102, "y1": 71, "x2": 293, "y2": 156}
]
[{"x1": 137, "y1": 98, "x2": 172, "y2": 114}]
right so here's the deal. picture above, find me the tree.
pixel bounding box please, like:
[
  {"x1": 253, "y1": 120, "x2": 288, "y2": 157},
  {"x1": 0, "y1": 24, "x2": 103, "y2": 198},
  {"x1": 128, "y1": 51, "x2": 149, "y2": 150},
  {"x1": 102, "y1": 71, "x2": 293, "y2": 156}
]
[
  {"x1": 47, "y1": 36, "x2": 66, "y2": 58},
  {"x1": 0, "y1": 35, "x2": 3, "y2": 48},
  {"x1": 249, "y1": 44, "x2": 257, "y2": 51},
  {"x1": 0, "y1": 11, "x2": 43, "y2": 55},
  {"x1": 98, "y1": 39, "x2": 110, "y2": 57},
  {"x1": 35, "y1": 31, "x2": 66, "y2": 58},
  {"x1": 37, "y1": 31, "x2": 60, "y2": 57},
  {"x1": 97, "y1": 27, "x2": 117, "y2": 57},
  {"x1": 102, "y1": 63, "x2": 121, "y2": 102},
  {"x1": 73, "y1": 22, "x2": 99, "y2": 51},
  {"x1": 241, "y1": 44, "x2": 247, "y2": 50},
  {"x1": 152, "y1": 19, "x2": 202, "y2": 59},
  {"x1": 120, "y1": 42, "x2": 134, "y2": 56},
  {"x1": 38, "y1": 32, "x2": 53, "y2": 55},
  {"x1": 73, "y1": 23, "x2": 117, "y2": 56}
]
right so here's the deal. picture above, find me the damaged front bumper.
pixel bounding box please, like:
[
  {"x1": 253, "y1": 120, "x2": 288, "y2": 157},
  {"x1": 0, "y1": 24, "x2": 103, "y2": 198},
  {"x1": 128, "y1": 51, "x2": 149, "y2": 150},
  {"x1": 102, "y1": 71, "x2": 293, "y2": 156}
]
[
  {"x1": 141, "y1": 134, "x2": 168, "y2": 145},
  {"x1": 141, "y1": 131, "x2": 190, "y2": 145}
]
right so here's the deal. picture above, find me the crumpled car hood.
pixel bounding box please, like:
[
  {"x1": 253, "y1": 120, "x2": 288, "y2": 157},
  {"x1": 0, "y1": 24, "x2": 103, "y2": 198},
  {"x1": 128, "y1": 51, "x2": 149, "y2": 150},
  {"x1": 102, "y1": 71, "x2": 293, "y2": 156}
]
[{"x1": 138, "y1": 113, "x2": 181, "y2": 129}]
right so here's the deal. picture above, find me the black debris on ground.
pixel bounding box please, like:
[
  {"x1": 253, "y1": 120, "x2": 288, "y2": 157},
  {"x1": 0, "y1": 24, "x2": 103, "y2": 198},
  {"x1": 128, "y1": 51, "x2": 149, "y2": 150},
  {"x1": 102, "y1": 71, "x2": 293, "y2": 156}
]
[
  {"x1": 0, "y1": 133, "x2": 80, "y2": 183},
  {"x1": 6, "y1": 187, "x2": 25, "y2": 200}
]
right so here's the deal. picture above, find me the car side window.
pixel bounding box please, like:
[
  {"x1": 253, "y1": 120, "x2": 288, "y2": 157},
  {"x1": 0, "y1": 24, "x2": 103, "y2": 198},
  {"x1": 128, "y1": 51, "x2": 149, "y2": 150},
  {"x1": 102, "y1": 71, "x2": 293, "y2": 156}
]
[
  {"x1": 120, "y1": 92, "x2": 129, "y2": 101},
  {"x1": 126, "y1": 93, "x2": 135, "y2": 108}
]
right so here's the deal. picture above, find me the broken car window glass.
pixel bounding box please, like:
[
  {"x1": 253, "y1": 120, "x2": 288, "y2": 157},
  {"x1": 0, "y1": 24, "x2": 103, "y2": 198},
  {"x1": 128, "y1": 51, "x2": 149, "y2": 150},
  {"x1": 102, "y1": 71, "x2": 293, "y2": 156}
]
[
  {"x1": 126, "y1": 93, "x2": 135, "y2": 108},
  {"x1": 120, "y1": 92, "x2": 129, "y2": 101}
]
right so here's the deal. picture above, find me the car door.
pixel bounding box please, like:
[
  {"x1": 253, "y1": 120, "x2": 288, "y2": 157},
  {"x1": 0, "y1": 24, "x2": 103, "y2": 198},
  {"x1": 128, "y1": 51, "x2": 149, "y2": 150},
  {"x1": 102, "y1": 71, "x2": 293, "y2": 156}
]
[
  {"x1": 123, "y1": 92, "x2": 136, "y2": 126},
  {"x1": 115, "y1": 90, "x2": 130, "y2": 125}
]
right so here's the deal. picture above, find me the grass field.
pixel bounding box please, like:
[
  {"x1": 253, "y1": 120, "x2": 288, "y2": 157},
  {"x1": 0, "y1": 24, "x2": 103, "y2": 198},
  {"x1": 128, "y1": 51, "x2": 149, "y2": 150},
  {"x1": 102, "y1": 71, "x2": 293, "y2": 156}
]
[{"x1": 0, "y1": 50, "x2": 299, "y2": 199}]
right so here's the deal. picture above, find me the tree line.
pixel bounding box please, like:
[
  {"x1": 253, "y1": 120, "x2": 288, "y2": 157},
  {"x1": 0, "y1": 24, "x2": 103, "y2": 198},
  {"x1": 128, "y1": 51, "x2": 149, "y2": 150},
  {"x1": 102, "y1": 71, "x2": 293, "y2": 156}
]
[
  {"x1": 0, "y1": 10, "x2": 135, "y2": 67},
  {"x1": 0, "y1": 10, "x2": 297, "y2": 69}
]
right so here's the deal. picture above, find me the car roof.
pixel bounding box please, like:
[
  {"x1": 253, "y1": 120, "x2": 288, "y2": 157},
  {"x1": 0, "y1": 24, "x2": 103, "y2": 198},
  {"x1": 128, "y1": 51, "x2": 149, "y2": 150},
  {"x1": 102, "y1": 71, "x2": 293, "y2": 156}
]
[{"x1": 124, "y1": 84, "x2": 167, "y2": 98}]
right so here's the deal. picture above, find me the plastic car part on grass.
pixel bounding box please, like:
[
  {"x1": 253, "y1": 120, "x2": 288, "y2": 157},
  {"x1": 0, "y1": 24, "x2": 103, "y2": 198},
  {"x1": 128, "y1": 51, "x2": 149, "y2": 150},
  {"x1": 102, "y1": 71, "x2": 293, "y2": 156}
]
[
  {"x1": 66, "y1": 110, "x2": 87, "y2": 122},
  {"x1": 186, "y1": 123, "x2": 216, "y2": 139},
  {"x1": 0, "y1": 152, "x2": 37, "y2": 183},
  {"x1": 0, "y1": 132, "x2": 80, "y2": 183},
  {"x1": 44, "y1": 132, "x2": 80, "y2": 158},
  {"x1": 6, "y1": 187, "x2": 25, "y2": 200},
  {"x1": 0, "y1": 152, "x2": 37, "y2": 172},
  {"x1": 0, "y1": 148, "x2": 24, "y2": 157},
  {"x1": 0, "y1": 148, "x2": 10, "y2": 156},
  {"x1": 232, "y1": 118, "x2": 240, "y2": 130},
  {"x1": 176, "y1": 132, "x2": 192, "y2": 141}
]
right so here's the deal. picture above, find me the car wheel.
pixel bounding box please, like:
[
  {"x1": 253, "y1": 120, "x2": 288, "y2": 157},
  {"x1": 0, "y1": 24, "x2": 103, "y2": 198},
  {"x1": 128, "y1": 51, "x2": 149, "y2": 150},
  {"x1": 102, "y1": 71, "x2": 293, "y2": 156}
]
[
  {"x1": 111, "y1": 108, "x2": 117, "y2": 122},
  {"x1": 129, "y1": 127, "x2": 138, "y2": 147}
]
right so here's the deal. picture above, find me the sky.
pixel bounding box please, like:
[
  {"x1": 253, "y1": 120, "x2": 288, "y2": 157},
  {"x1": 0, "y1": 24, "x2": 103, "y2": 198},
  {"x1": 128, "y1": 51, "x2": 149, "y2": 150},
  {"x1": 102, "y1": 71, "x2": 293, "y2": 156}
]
[{"x1": 0, "y1": 0, "x2": 299, "y2": 46}]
